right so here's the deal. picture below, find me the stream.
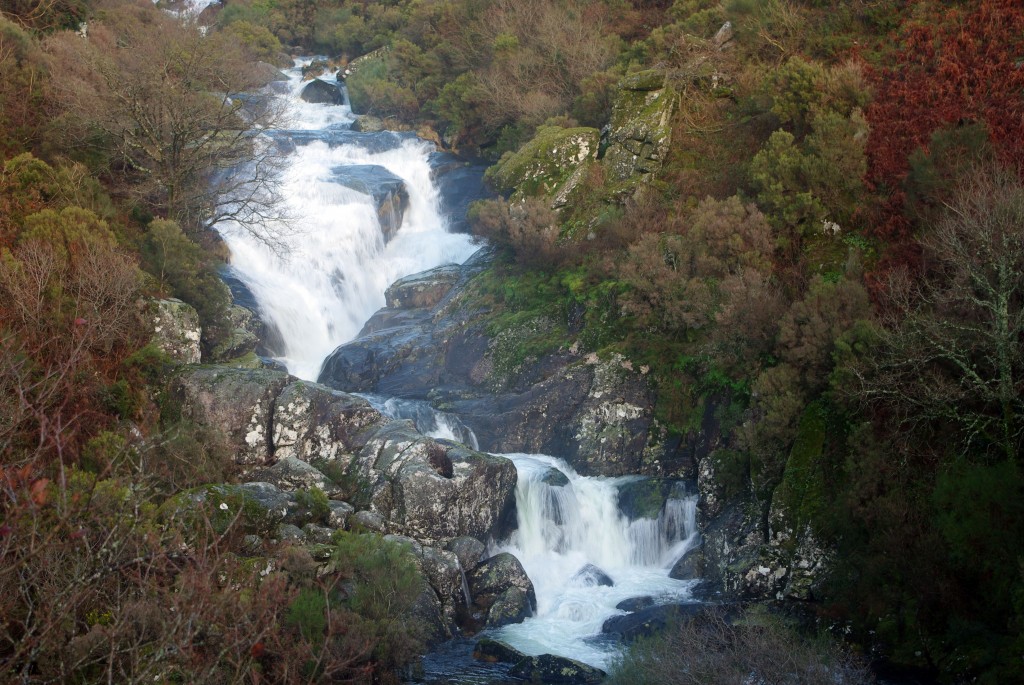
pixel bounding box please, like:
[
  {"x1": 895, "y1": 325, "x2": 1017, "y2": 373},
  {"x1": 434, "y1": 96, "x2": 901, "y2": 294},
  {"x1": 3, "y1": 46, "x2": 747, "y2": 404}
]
[{"x1": 216, "y1": 59, "x2": 699, "y2": 678}]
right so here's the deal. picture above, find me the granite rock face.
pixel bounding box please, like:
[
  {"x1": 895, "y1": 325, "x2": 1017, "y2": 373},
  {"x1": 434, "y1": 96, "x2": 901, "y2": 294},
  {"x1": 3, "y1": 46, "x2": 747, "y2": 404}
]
[
  {"x1": 151, "y1": 298, "x2": 202, "y2": 364},
  {"x1": 171, "y1": 366, "x2": 517, "y2": 547}
]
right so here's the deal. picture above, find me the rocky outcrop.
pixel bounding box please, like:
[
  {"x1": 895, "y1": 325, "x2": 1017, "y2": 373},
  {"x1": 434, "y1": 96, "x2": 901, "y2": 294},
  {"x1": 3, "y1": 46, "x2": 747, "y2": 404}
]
[
  {"x1": 603, "y1": 70, "x2": 676, "y2": 184},
  {"x1": 170, "y1": 366, "x2": 517, "y2": 546},
  {"x1": 509, "y1": 655, "x2": 606, "y2": 684},
  {"x1": 170, "y1": 366, "x2": 291, "y2": 464},
  {"x1": 152, "y1": 298, "x2": 201, "y2": 364},
  {"x1": 466, "y1": 553, "x2": 537, "y2": 628},
  {"x1": 300, "y1": 78, "x2": 344, "y2": 105},
  {"x1": 486, "y1": 125, "x2": 600, "y2": 207},
  {"x1": 317, "y1": 259, "x2": 697, "y2": 478},
  {"x1": 328, "y1": 164, "x2": 408, "y2": 241}
]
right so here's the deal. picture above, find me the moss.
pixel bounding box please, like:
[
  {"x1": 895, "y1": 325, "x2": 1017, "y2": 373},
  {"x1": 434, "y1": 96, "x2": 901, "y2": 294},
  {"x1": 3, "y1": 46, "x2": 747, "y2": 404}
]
[
  {"x1": 772, "y1": 402, "x2": 828, "y2": 542},
  {"x1": 486, "y1": 125, "x2": 600, "y2": 198}
]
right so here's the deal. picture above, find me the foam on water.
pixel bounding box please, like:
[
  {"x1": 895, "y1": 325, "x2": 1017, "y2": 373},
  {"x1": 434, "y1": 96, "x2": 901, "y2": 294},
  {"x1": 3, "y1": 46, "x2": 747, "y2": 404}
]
[{"x1": 215, "y1": 61, "x2": 477, "y2": 379}]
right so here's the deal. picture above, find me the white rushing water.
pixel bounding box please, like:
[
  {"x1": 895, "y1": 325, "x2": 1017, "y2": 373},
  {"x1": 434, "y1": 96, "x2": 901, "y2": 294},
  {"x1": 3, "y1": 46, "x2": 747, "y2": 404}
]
[
  {"x1": 492, "y1": 454, "x2": 699, "y2": 670},
  {"x1": 219, "y1": 62, "x2": 699, "y2": 674},
  {"x1": 374, "y1": 400, "x2": 700, "y2": 671},
  {"x1": 216, "y1": 61, "x2": 478, "y2": 380}
]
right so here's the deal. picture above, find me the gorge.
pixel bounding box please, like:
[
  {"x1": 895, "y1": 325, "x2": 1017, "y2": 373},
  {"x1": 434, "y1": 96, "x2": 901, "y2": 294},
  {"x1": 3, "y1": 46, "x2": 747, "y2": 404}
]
[{"x1": 212, "y1": 59, "x2": 704, "y2": 677}]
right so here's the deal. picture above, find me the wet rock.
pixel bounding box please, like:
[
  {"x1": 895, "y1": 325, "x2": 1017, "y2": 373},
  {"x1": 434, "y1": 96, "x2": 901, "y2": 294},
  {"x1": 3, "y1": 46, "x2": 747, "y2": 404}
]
[
  {"x1": 572, "y1": 563, "x2": 614, "y2": 587},
  {"x1": 429, "y1": 153, "x2": 490, "y2": 233},
  {"x1": 541, "y1": 468, "x2": 570, "y2": 487},
  {"x1": 602, "y1": 603, "x2": 705, "y2": 643},
  {"x1": 616, "y1": 596, "x2": 655, "y2": 612},
  {"x1": 472, "y1": 638, "x2": 525, "y2": 664},
  {"x1": 669, "y1": 547, "x2": 702, "y2": 580},
  {"x1": 151, "y1": 298, "x2": 201, "y2": 364},
  {"x1": 300, "y1": 78, "x2": 343, "y2": 105},
  {"x1": 171, "y1": 366, "x2": 291, "y2": 464},
  {"x1": 617, "y1": 478, "x2": 688, "y2": 521},
  {"x1": 272, "y1": 380, "x2": 384, "y2": 466},
  {"x1": 318, "y1": 261, "x2": 698, "y2": 478},
  {"x1": 446, "y1": 536, "x2": 487, "y2": 572},
  {"x1": 385, "y1": 265, "x2": 462, "y2": 310},
  {"x1": 467, "y1": 553, "x2": 536, "y2": 627},
  {"x1": 508, "y1": 654, "x2": 606, "y2": 684},
  {"x1": 329, "y1": 164, "x2": 408, "y2": 241},
  {"x1": 485, "y1": 586, "x2": 532, "y2": 628}
]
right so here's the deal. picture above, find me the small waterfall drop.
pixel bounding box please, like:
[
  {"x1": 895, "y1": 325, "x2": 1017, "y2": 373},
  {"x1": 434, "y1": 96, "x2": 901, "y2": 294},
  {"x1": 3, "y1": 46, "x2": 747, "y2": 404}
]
[
  {"x1": 493, "y1": 454, "x2": 699, "y2": 670},
  {"x1": 368, "y1": 399, "x2": 700, "y2": 670},
  {"x1": 216, "y1": 61, "x2": 477, "y2": 380}
]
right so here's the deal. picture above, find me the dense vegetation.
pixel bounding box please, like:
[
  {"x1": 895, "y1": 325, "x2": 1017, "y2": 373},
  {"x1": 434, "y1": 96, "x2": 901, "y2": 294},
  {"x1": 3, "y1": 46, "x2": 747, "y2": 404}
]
[{"x1": 3, "y1": 0, "x2": 1024, "y2": 682}]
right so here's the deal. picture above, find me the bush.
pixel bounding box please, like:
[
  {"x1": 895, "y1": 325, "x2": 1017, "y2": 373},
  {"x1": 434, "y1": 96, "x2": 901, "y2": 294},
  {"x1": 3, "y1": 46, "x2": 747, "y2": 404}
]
[{"x1": 608, "y1": 607, "x2": 874, "y2": 685}]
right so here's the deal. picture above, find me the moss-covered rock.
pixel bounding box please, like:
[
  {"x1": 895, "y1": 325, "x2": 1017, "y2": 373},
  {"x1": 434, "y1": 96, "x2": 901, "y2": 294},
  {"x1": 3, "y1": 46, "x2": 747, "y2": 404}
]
[
  {"x1": 486, "y1": 125, "x2": 600, "y2": 200},
  {"x1": 151, "y1": 298, "x2": 201, "y2": 365},
  {"x1": 603, "y1": 69, "x2": 676, "y2": 184}
]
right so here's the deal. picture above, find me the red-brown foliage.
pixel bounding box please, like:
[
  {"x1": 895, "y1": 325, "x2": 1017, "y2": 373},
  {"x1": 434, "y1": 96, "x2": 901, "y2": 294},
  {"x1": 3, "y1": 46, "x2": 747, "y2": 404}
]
[{"x1": 866, "y1": 0, "x2": 1024, "y2": 236}]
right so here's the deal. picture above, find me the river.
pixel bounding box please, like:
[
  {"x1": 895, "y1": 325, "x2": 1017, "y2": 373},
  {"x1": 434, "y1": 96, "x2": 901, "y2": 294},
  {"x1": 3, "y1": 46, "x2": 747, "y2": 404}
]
[{"x1": 215, "y1": 59, "x2": 699, "y2": 677}]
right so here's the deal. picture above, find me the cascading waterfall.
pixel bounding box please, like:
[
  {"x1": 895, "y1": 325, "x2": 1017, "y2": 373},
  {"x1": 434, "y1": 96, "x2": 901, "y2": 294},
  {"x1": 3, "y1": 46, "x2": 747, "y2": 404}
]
[
  {"x1": 220, "y1": 63, "x2": 701, "y2": 675},
  {"x1": 492, "y1": 454, "x2": 699, "y2": 670},
  {"x1": 215, "y1": 61, "x2": 477, "y2": 380},
  {"x1": 368, "y1": 398, "x2": 699, "y2": 670}
]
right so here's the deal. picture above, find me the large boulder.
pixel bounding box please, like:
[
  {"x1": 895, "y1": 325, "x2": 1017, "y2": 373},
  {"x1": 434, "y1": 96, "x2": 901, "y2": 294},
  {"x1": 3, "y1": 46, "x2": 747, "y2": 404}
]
[
  {"x1": 170, "y1": 366, "x2": 291, "y2": 464},
  {"x1": 508, "y1": 655, "x2": 605, "y2": 684},
  {"x1": 329, "y1": 165, "x2": 409, "y2": 241},
  {"x1": 151, "y1": 298, "x2": 201, "y2": 364},
  {"x1": 300, "y1": 78, "x2": 343, "y2": 105},
  {"x1": 466, "y1": 553, "x2": 536, "y2": 628},
  {"x1": 272, "y1": 380, "x2": 384, "y2": 467},
  {"x1": 351, "y1": 424, "x2": 518, "y2": 545}
]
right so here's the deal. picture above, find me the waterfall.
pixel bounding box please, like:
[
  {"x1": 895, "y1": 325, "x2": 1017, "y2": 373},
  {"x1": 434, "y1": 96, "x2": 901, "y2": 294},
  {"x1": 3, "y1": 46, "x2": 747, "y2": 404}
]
[
  {"x1": 215, "y1": 60, "x2": 477, "y2": 380},
  {"x1": 368, "y1": 399, "x2": 700, "y2": 670},
  {"x1": 493, "y1": 454, "x2": 698, "y2": 670}
]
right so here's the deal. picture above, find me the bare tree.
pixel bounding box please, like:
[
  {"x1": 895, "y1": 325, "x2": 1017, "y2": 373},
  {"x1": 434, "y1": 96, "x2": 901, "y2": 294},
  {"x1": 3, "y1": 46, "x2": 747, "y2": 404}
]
[
  {"x1": 44, "y1": 4, "x2": 288, "y2": 244},
  {"x1": 845, "y1": 165, "x2": 1024, "y2": 459}
]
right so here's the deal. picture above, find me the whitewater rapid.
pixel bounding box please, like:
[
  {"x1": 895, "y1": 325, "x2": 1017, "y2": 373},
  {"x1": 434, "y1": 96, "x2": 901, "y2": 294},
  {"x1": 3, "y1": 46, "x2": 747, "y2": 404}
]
[{"x1": 215, "y1": 62, "x2": 477, "y2": 379}]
